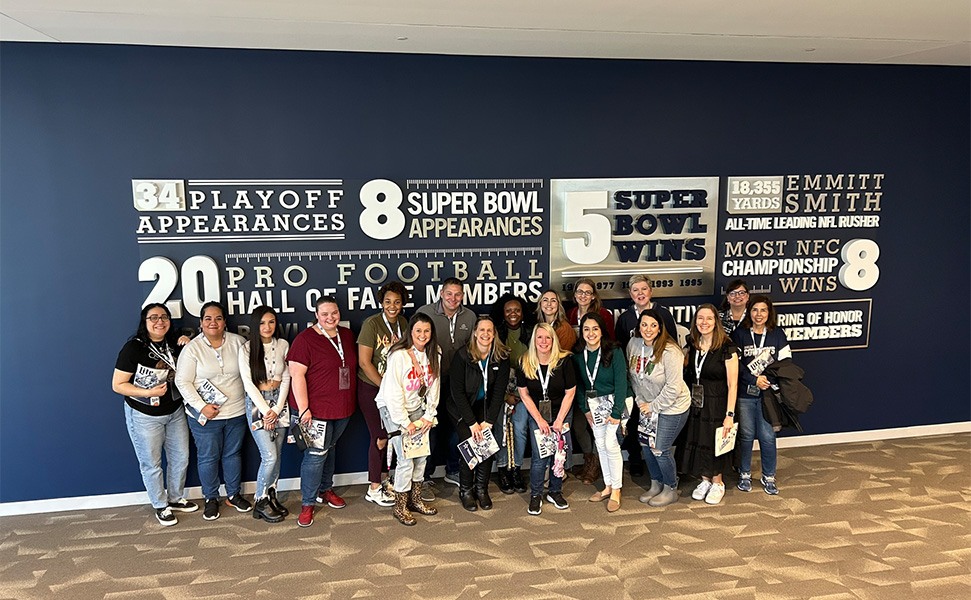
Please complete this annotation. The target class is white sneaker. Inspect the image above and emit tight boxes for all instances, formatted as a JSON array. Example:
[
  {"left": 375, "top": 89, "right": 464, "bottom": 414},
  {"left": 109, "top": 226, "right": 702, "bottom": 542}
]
[
  {"left": 365, "top": 485, "right": 395, "bottom": 507},
  {"left": 705, "top": 483, "right": 726, "bottom": 505},
  {"left": 691, "top": 480, "right": 713, "bottom": 501}
]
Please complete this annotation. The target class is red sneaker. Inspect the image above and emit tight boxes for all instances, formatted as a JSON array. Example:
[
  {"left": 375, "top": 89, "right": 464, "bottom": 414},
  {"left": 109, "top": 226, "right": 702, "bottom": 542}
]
[
  {"left": 318, "top": 489, "right": 346, "bottom": 509},
  {"left": 297, "top": 505, "right": 314, "bottom": 527}
]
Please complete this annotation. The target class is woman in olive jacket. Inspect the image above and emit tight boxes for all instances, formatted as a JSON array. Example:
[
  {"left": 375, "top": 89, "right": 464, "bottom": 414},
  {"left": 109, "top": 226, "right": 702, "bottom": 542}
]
[{"left": 447, "top": 317, "right": 511, "bottom": 511}]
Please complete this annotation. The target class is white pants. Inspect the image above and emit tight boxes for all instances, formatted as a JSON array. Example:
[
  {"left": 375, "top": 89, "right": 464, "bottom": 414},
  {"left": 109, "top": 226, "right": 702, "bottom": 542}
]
[
  {"left": 592, "top": 421, "right": 623, "bottom": 489},
  {"left": 390, "top": 434, "right": 428, "bottom": 493}
]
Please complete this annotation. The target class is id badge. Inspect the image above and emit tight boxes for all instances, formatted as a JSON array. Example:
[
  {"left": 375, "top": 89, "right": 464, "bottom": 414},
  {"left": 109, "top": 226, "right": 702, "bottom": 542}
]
[
  {"left": 539, "top": 398, "right": 552, "bottom": 422},
  {"left": 691, "top": 384, "right": 704, "bottom": 408},
  {"left": 339, "top": 366, "right": 351, "bottom": 390},
  {"left": 585, "top": 389, "right": 598, "bottom": 401},
  {"left": 746, "top": 384, "right": 760, "bottom": 397}
]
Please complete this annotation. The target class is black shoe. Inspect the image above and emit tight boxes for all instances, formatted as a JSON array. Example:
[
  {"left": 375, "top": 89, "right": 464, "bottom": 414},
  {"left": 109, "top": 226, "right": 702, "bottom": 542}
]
[
  {"left": 155, "top": 507, "right": 177, "bottom": 526},
  {"left": 496, "top": 468, "right": 515, "bottom": 495},
  {"left": 459, "top": 488, "right": 478, "bottom": 512},
  {"left": 527, "top": 495, "right": 542, "bottom": 515},
  {"left": 225, "top": 494, "right": 252, "bottom": 512},
  {"left": 203, "top": 498, "right": 220, "bottom": 521},
  {"left": 473, "top": 462, "right": 494, "bottom": 510},
  {"left": 629, "top": 461, "right": 646, "bottom": 477},
  {"left": 546, "top": 491, "right": 569, "bottom": 510},
  {"left": 167, "top": 498, "right": 198, "bottom": 513},
  {"left": 267, "top": 487, "right": 289, "bottom": 517},
  {"left": 511, "top": 469, "right": 527, "bottom": 493},
  {"left": 253, "top": 497, "right": 285, "bottom": 523}
]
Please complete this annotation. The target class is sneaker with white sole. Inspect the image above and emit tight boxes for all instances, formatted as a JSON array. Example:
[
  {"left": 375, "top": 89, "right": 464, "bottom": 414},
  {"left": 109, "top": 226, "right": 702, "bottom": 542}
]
[
  {"left": 203, "top": 498, "right": 220, "bottom": 521},
  {"left": 443, "top": 471, "right": 460, "bottom": 486},
  {"left": 545, "top": 491, "right": 569, "bottom": 510},
  {"left": 761, "top": 475, "right": 779, "bottom": 495},
  {"left": 225, "top": 494, "right": 253, "bottom": 512},
  {"left": 704, "top": 482, "right": 726, "bottom": 504},
  {"left": 168, "top": 498, "right": 198, "bottom": 512},
  {"left": 737, "top": 473, "right": 752, "bottom": 492},
  {"left": 691, "top": 480, "right": 713, "bottom": 501},
  {"left": 155, "top": 507, "right": 177, "bottom": 526},
  {"left": 365, "top": 485, "right": 395, "bottom": 507},
  {"left": 527, "top": 495, "right": 542, "bottom": 515}
]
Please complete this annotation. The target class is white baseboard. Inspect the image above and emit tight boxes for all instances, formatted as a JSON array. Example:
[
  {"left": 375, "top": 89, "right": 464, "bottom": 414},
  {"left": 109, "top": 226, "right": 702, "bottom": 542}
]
[{"left": 1, "top": 421, "right": 967, "bottom": 517}]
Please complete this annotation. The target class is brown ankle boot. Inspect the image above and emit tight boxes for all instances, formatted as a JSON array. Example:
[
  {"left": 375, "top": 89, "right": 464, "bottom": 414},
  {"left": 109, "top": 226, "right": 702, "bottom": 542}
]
[
  {"left": 407, "top": 481, "right": 438, "bottom": 515},
  {"left": 582, "top": 453, "right": 601, "bottom": 485},
  {"left": 393, "top": 491, "right": 416, "bottom": 526}
]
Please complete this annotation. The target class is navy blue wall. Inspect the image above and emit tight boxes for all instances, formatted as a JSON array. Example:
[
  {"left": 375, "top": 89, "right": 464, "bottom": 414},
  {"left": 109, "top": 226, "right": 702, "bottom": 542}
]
[{"left": 1, "top": 43, "right": 968, "bottom": 503}]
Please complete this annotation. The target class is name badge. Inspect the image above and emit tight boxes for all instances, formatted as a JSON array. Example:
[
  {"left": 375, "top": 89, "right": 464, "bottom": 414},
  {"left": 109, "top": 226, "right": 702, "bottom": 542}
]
[
  {"left": 539, "top": 397, "right": 552, "bottom": 422},
  {"left": 746, "top": 384, "right": 760, "bottom": 397},
  {"left": 691, "top": 384, "right": 704, "bottom": 409},
  {"left": 339, "top": 366, "right": 351, "bottom": 390}
]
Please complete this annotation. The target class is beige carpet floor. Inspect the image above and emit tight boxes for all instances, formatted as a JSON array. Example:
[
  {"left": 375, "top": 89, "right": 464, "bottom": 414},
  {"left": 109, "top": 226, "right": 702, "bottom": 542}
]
[{"left": 1, "top": 433, "right": 969, "bottom": 600}]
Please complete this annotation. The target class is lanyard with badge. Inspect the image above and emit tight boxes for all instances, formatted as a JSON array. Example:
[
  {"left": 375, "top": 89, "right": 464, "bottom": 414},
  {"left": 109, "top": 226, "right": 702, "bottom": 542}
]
[
  {"left": 204, "top": 335, "right": 226, "bottom": 374},
  {"left": 148, "top": 341, "right": 182, "bottom": 400},
  {"left": 746, "top": 330, "right": 774, "bottom": 396},
  {"left": 383, "top": 314, "right": 402, "bottom": 343},
  {"left": 319, "top": 324, "right": 350, "bottom": 390},
  {"left": 691, "top": 347, "right": 707, "bottom": 408},
  {"left": 447, "top": 312, "right": 457, "bottom": 345},
  {"left": 537, "top": 363, "right": 553, "bottom": 422},
  {"left": 409, "top": 347, "right": 430, "bottom": 401}
]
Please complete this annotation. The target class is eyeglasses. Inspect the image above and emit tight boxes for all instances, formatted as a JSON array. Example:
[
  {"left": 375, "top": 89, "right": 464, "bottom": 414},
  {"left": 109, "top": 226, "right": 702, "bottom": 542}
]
[
  {"left": 146, "top": 315, "right": 171, "bottom": 323},
  {"left": 575, "top": 289, "right": 594, "bottom": 297},
  {"left": 727, "top": 290, "right": 749, "bottom": 298}
]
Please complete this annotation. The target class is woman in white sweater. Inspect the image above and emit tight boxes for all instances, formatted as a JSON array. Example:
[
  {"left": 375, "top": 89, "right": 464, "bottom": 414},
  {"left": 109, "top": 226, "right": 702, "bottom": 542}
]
[
  {"left": 375, "top": 313, "right": 441, "bottom": 526},
  {"left": 239, "top": 306, "right": 291, "bottom": 523},
  {"left": 175, "top": 301, "right": 249, "bottom": 521},
  {"left": 627, "top": 308, "right": 691, "bottom": 507}
]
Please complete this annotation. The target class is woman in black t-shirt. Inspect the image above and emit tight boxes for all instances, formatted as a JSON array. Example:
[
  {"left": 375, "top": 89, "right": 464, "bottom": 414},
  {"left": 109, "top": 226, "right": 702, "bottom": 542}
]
[
  {"left": 516, "top": 323, "right": 577, "bottom": 516},
  {"left": 112, "top": 303, "right": 196, "bottom": 526}
]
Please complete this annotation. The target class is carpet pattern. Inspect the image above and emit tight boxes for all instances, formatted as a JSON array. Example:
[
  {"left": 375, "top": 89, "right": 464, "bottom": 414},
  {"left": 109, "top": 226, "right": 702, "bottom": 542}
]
[{"left": 1, "top": 434, "right": 968, "bottom": 599}]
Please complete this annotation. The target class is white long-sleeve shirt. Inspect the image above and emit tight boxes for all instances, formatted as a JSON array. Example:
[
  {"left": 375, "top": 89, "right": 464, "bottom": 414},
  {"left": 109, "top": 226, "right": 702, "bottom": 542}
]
[
  {"left": 375, "top": 348, "right": 440, "bottom": 429},
  {"left": 175, "top": 333, "right": 246, "bottom": 419},
  {"left": 238, "top": 338, "right": 291, "bottom": 416}
]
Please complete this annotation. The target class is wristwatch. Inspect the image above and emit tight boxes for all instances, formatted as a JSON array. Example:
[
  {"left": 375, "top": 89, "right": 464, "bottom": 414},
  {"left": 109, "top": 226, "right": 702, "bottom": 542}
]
[{"left": 725, "top": 411, "right": 735, "bottom": 418}]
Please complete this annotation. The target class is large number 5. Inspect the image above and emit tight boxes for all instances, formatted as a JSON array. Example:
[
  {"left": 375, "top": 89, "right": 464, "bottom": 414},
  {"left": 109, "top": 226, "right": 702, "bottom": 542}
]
[{"left": 562, "top": 190, "right": 612, "bottom": 265}]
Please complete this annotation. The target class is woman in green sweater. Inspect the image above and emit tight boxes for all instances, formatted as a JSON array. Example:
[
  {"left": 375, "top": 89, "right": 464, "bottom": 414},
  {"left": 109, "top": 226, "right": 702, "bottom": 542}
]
[{"left": 573, "top": 312, "right": 628, "bottom": 512}]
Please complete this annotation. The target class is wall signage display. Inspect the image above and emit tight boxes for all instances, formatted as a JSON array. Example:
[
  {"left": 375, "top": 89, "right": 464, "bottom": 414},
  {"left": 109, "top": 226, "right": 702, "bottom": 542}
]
[
  {"left": 132, "top": 178, "right": 547, "bottom": 332},
  {"left": 132, "top": 172, "right": 881, "bottom": 352},
  {"left": 549, "top": 177, "right": 720, "bottom": 300},
  {"left": 719, "top": 173, "right": 883, "bottom": 351}
]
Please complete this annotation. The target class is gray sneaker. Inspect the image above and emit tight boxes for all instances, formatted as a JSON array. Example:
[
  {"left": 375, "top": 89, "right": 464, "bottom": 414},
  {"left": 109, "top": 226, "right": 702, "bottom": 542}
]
[{"left": 420, "top": 480, "right": 436, "bottom": 502}]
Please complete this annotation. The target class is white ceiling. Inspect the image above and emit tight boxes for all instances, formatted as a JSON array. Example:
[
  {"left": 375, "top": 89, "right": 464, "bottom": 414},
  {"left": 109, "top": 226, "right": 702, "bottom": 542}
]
[{"left": 1, "top": 1, "right": 969, "bottom": 66}]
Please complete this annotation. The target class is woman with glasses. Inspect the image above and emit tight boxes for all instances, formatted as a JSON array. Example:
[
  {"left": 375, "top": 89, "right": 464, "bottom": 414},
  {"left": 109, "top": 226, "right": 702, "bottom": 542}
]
[
  {"left": 566, "top": 278, "right": 614, "bottom": 485},
  {"left": 175, "top": 301, "right": 250, "bottom": 521},
  {"left": 239, "top": 305, "right": 291, "bottom": 523},
  {"left": 719, "top": 279, "right": 749, "bottom": 335},
  {"left": 112, "top": 304, "right": 195, "bottom": 526}
]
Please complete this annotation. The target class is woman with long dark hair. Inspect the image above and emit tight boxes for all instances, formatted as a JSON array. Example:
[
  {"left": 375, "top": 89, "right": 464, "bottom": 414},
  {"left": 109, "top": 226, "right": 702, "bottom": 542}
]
[
  {"left": 627, "top": 309, "right": 690, "bottom": 507},
  {"left": 375, "top": 313, "right": 442, "bottom": 526},
  {"left": 112, "top": 303, "right": 194, "bottom": 526},
  {"left": 239, "top": 305, "right": 291, "bottom": 522},
  {"left": 574, "top": 312, "right": 627, "bottom": 512}
]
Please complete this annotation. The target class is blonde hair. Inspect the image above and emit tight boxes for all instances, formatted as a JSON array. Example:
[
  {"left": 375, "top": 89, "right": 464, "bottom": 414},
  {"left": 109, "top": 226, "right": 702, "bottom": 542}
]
[
  {"left": 465, "top": 316, "right": 510, "bottom": 362},
  {"left": 520, "top": 323, "right": 571, "bottom": 380}
]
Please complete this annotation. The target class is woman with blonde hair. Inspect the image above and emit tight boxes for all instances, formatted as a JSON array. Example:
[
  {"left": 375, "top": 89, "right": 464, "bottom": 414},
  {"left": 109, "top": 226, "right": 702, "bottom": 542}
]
[{"left": 516, "top": 323, "right": 577, "bottom": 515}]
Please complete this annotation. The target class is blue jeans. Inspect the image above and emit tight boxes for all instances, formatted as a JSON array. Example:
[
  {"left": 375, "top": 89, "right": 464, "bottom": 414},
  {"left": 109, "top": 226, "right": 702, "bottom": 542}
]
[
  {"left": 245, "top": 393, "right": 286, "bottom": 500},
  {"left": 641, "top": 409, "right": 689, "bottom": 488},
  {"left": 188, "top": 414, "right": 247, "bottom": 500},
  {"left": 527, "top": 414, "right": 572, "bottom": 496},
  {"left": 493, "top": 402, "right": 529, "bottom": 468},
  {"left": 738, "top": 396, "right": 777, "bottom": 477},
  {"left": 299, "top": 416, "right": 350, "bottom": 505},
  {"left": 125, "top": 404, "right": 190, "bottom": 509}
]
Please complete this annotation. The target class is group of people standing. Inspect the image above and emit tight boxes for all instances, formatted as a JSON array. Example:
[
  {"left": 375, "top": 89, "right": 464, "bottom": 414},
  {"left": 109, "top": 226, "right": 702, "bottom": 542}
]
[{"left": 114, "top": 275, "right": 790, "bottom": 527}]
